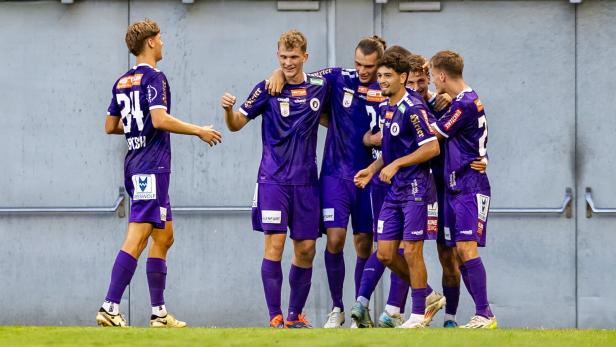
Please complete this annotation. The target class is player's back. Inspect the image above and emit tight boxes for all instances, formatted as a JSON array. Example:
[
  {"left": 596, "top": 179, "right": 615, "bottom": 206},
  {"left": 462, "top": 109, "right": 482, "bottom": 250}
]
[
  {"left": 108, "top": 64, "right": 172, "bottom": 175},
  {"left": 443, "top": 88, "right": 489, "bottom": 192}
]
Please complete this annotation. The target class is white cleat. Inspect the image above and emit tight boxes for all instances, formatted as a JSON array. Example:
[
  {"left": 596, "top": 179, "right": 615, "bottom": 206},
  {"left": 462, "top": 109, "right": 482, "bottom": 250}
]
[
  {"left": 460, "top": 315, "right": 498, "bottom": 329},
  {"left": 398, "top": 314, "right": 427, "bottom": 329},
  {"left": 350, "top": 320, "right": 358, "bottom": 329},
  {"left": 323, "top": 307, "right": 345, "bottom": 328},
  {"left": 150, "top": 313, "right": 187, "bottom": 328},
  {"left": 424, "top": 290, "right": 446, "bottom": 326}
]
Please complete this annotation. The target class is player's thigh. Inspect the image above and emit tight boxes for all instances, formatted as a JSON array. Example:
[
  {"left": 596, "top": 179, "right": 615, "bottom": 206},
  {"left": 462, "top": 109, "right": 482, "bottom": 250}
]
[
  {"left": 289, "top": 184, "right": 320, "bottom": 241},
  {"left": 401, "top": 201, "right": 432, "bottom": 242},
  {"left": 452, "top": 191, "right": 490, "bottom": 248},
  {"left": 375, "top": 200, "right": 404, "bottom": 242},
  {"left": 320, "top": 176, "right": 352, "bottom": 231},
  {"left": 150, "top": 220, "right": 174, "bottom": 248}
]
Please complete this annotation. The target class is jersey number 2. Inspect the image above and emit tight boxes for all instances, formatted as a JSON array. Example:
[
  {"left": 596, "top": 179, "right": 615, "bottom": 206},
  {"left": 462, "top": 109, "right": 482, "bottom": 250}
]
[
  {"left": 478, "top": 115, "right": 488, "bottom": 156},
  {"left": 117, "top": 91, "right": 145, "bottom": 133}
]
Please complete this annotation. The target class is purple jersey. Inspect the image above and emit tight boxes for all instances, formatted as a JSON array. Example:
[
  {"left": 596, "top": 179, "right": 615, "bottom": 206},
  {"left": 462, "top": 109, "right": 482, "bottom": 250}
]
[
  {"left": 427, "top": 92, "right": 448, "bottom": 181},
  {"left": 380, "top": 92, "right": 437, "bottom": 202},
  {"left": 312, "top": 68, "right": 384, "bottom": 180},
  {"left": 239, "top": 74, "right": 328, "bottom": 185},
  {"left": 107, "top": 63, "right": 171, "bottom": 175},
  {"left": 433, "top": 88, "right": 490, "bottom": 193}
]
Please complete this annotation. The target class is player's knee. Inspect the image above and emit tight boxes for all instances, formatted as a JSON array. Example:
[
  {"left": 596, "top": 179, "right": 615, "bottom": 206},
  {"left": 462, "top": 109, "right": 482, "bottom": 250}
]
[
  {"left": 159, "top": 235, "right": 174, "bottom": 250},
  {"left": 326, "top": 238, "right": 345, "bottom": 254},
  {"left": 455, "top": 242, "right": 478, "bottom": 263},
  {"left": 376, "top": 250, "right": 393, "bottom": 265},
  {"left": 296, "top": 244, "right": 316, "bottom": 262},
  {"left": 267, "top": 242, "right": 285, "bottom": 258},
  {"left": 354, "top": 234, "right": 373, "bottom": 258}
]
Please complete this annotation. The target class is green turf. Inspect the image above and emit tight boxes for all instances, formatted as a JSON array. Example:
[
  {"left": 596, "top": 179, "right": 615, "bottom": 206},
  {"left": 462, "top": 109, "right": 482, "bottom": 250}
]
[{"left": 1, "top": 327, "right": 615, "bottom": 347}]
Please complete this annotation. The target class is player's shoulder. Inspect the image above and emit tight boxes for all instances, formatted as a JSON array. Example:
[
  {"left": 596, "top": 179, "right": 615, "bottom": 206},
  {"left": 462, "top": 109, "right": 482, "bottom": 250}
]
[
  {"left": 399, "top": 92, "right": 424, "bottom": 114},
  {"left": 453, "top": 88, "right": 483, "bottom": 113},
  {"left": 306, "top": 74, "right": 328, "bottom": 88}
]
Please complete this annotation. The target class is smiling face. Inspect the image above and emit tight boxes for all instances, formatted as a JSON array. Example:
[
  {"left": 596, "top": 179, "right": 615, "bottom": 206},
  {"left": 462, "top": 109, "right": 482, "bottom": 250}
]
[
  {"left": 354, "top": 49, "right": 379, "bottom": 84},
  {"left": 377, "top": 65, "right": 406, "bottom": 97},
  {"left": 406, "top": 71, "right": 430, "bottom": 98},
  {"left": 277, "top": 45, "right": 308, "bottom": 81}
]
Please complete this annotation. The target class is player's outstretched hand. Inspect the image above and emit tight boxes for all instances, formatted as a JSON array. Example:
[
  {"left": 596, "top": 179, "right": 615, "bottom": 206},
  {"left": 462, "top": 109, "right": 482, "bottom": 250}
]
[
  {"left": 470, "top": 157, "right": 488, "bottom": 173},
  {"left": 379, "top": 163, "right": 399, "bottom": 184},
  {"left": 265, "top": 69, "right": 285, "bottom": 96},
  {"left": 221, "top": 93, "right": 237, "bottom": 110},
  {"left": 198, "top": 125, "right": 222, "bottom": 146},
  {"left": 434, "top": 93, "right": 452, "bottom": 111},
  {"left": 354, "top": 168, "right": 374, "bottom": 189}
]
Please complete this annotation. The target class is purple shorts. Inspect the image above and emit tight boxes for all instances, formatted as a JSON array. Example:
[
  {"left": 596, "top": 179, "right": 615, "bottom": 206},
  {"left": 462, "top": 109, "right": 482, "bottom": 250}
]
[
  {"left": 443, "top": 190, "right": 490, "bottom": 247},
  {"left": 251, "top": 182, "right": 320, "bottom": 240},
  {"left": 370, "top": 183, "right": 389, "bottom": 241},
  {"left": 376, "top": 198, "right": 438, "bottom": 242},
  {"left": 125, "top": 172, "right": 172, "bottom": 230},
  {"left": 320, "top": 175, "right": 373, "bottom": 234}
]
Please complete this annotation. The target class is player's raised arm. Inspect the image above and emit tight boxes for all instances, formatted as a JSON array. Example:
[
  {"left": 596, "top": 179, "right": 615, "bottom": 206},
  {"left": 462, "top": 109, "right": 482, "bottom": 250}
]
[
  {"left": 150, "top": 109, "right": 221, "bottom": 146},
  {"left": 221, "top": 92, "right": 249, "bottom": 132}
]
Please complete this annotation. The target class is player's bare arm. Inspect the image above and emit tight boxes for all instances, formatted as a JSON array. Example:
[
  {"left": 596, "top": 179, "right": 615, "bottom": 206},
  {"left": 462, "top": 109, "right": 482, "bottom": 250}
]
[
  {"left": 104, "top": 115, "right": 124, "bottom": 135},
  {"left": 354, "top": 156, "right": 384, "bottom": 189},
  {"left": 265, "top": 68, "right": 285, "bottom": 96},
  {"left": 221, "top": 92, "right": 249, "bottom": 132},
  {"left": 150, "top": 108, "right": 222, "bottom": 146},
  {"left": 362, "top": 129, "right": 382, "bottom": 147},
  {"left": 320, "top": 112, "right": 329, "bottom": 127},
  {"left": 379, "top": 139, "right": 440, "bottom": 184}
]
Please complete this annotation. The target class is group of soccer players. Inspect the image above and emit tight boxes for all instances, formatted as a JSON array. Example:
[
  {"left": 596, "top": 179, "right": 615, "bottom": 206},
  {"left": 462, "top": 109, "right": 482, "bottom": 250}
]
[{"left": 98, "top": 19, "right": 496, "bottom": 330}]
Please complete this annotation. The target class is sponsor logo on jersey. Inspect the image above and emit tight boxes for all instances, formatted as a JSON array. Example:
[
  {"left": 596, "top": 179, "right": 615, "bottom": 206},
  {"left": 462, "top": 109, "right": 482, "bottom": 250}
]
[
  {"left": 309, "top": 77, "right": 324, "bottom": 86},
  {"left": 357, "top": 86, "right": 369, "bottom": 94},
  {"left": 310, "top": 98, "right": 321, "bottom": 111},
  {"left": 132, "top": 174, "right": 157, "bottom": 200},
  {"left": 477, "top": 194, "right": 490, "bottom": 222},
  {"left": 322, "top": 208, "right": 335, "bottom": 222},
  {"left": 397, "top": 103, "right": 407, "bottom": 114},
  {"left": 243, "top": 87, "right": 262, "bottom": 109},
  {"left": 280, "top": 101, "right": 290, "bottom": 117},
  {"left": 291, "top": 88, "right": 307, "bottom": 97},
  {"left": 147, "top": 85, "right": 158, "bottom": 103},
  {"left": 262, "top": 210, "right": 282, "bottom": 224},
  {"left": 444, "top": 108, "right": 462, "bottom": 131},
  {"left": 427, "top": 201, "right": 438, "bottom": 218},
  {"left": 385, "top": 111, "right": 394, "bottom": 120},
  {"left": 390, "top": 122, "right": 400, "bottom": 136},
  {"left": 420, "top": 109, "right": 435, "bottom": 134},
  {"left": 377, "top": 220, "right": 384, "bottom": 234},
  {"left": 444, "top": 227, "right": 451, "bottom": 240},
  {"left": 474, "top": 98, "right": 484, "bottom": 112},
  {"left": 427, "top": 218, "right": 438, "bottom": 233},
  {"left": 411, "top": 179, "right": 419, "bottom": 195},
  {"left": 367, "top": 89, "right": 384, "bottom": 102},
  {"left": 343, "top": 92, "right": 353, "bottom": 108},
  {"left": 343, "top": 87, "right": 355, "bottom": 94},
  {"left": 410, "top": 114, "right": 425, "bottom": 138},
  {"left": 116, "top": 74, "right": 143, "bottom": 89},
  {"left": 161, "top": 79, "right": 168, "bottom": 105},
  {"left": 477, "top": 221, "right": 485, "bottom": 236},
  {"left": 411, "top": 230, "right": 424, "bottom": 236},
  {"left": 460, "top": 230, "right": 473, "bottom": 235}
]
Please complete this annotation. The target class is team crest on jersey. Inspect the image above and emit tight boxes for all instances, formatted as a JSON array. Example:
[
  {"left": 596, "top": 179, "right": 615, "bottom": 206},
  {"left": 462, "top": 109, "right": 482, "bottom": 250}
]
[
  {"left": 390, "top": 122, "right": 400, "bottom": 136},
  {"left": 280, "top": 101, "right": 290, "bottom": 117},
  {"left": 147, "top": 85, "right": 158, "bottom": 103},
  {"left": 310, "top": 98, "right": 321, "bottom": 111},
  {"left": 477, "top": 194, "right": 490, "bottom": 222},
  {"left": 131, "top": 174, "right": 157, "bottom": 200},
  {"left": 342, "top": 92, "right": 353, "bottom": 108}
]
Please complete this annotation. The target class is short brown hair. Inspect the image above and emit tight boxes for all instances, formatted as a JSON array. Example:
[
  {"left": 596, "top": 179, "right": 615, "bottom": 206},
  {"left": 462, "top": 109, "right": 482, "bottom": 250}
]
[
  {"left": 278, "top": 30, "right": 307, "bottom": 52},
  {"left": 377, "top": 52, "right": 411, "bottom": 76},
  {"left": 125, "top": 19, "right": 160, "bottom": 56},
  {"left": 430, "top": 50, "right": 464, "bottom": 78},
  {"left": 408, "top": 54, "right": 429, "bottom": 75},
  {"left": 356, "top": 36, "right": 387, "bottom": 59},
  {"left": 385, "top": 45, "right": 412, "bottom": 59}
]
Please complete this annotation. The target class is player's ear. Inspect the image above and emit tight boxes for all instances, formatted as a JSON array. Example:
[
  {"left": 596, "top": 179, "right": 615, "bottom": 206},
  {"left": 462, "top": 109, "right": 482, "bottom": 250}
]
[{"left": 303, "top": 52, "right": 309, "bottom": 63}]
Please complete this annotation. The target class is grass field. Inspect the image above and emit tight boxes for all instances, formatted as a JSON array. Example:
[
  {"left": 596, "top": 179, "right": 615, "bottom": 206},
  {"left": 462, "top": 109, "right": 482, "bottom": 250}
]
[{"left": 1, "top": 327, "right": 615, "bottom": 347}]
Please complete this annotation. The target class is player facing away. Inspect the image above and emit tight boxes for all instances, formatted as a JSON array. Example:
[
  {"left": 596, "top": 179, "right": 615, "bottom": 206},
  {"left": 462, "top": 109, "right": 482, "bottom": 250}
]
[
  {"left": 429, "top": 50, "right": 496, "bottom": 329},
  {"left": 351, "top": 46, "right": 445, "bottom": 329},
  {"left": 221, "top": 30, "right": 328, "bottom": 329},
  {"left": 98, "top": 20, "right": 222, "bottom": 327},
  {"left": 354, "top": 51, "right": 441, "bottom": 328}
]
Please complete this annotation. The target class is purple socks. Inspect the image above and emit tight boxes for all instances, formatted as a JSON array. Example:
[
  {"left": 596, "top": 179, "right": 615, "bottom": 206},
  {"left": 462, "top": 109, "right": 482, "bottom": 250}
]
[
  {"left": 443, "top": 286, "right": 460, "bottom": 315},
  {"left": 357, "top": 251, "right": 386, "bottom": 300},
  {"left": 261, "top": 258, "right": 283, "bottom": 320},
  {"left": 411, "top": 287, "right": 428, "bottom": 315},
  {"left": 463, "top": 257, "right": 493, "bottom": 318},
  {"left": 288, "top": 265, "right": 312, "bottom": 321},
  {"left": 324, "top": 250, "right": 345, "bottom": 310},
  {"left": 387, "top": 249, "right": 409, "bottom": 313},
  {"left": 354, "top": 256, "right": 368, "bottom": 299},
  {"left": 146, "top": 258, "right": 167, "bottom": 307},
  {"left": 105, "top": 250, "right": 138, "bottom": 304}
]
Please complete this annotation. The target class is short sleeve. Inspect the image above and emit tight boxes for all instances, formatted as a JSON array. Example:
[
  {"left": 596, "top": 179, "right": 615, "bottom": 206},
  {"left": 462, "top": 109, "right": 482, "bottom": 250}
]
[
  {"left": 238, "top": 81, "right": 269, "bottom": 120},
  {"left": 408, "top": 104, "right": 437, "bottom": 146},
  {"left": 145, "top": 72, "right": 169, "bottom": 111},
  {"left": 106, "top": 83, "right": 121, "bottom": 117},
  {"left": 309, "top": 67, "right": 341, "bottom": 87},
  {"left": 433, "top": 104, "right": 469, "bottom": 138}
]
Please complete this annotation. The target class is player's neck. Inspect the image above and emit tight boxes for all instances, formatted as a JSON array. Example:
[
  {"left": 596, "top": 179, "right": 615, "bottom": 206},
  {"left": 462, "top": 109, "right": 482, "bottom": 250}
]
[
  {"left": 447, "top": 80, "right": 468, "bottom": 98},
  {"left": 135, "top": 55, "right": 157, "bottom": 69},
  {"left": 285, "top": 71, "right": 305, "bottom": 85},
  {"left": 388, "top": 87, "right": 406, "bottom": 106}
]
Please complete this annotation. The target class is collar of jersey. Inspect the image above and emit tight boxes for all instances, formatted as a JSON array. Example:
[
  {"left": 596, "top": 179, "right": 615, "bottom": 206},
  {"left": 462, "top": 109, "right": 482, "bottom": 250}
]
[
  {"left": 455, "top": 86, "right": 473, "bottom": 99},
  {"left": 395, "top": 91, "right": 410, "bottom": 106},
  {"left": 134, "top": 63, "right": 154, "bottom": 69},
  {"left": 287, "top": 73, "right": 308, "bottom": 86}
]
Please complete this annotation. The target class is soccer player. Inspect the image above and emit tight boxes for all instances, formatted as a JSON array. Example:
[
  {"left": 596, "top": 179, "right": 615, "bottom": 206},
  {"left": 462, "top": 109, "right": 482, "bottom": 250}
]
[
  {"left": 220, "top": 30, "right": 328, "bottom": 329},
  {"left": 98, "top": 19, "right": 222, "bottom": 328},
  {"left": 354, "top": 51, "right": 440, "bottom": 328},
  {"left": 428, "top": 50, "right": 496, "bottom": 329}
]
